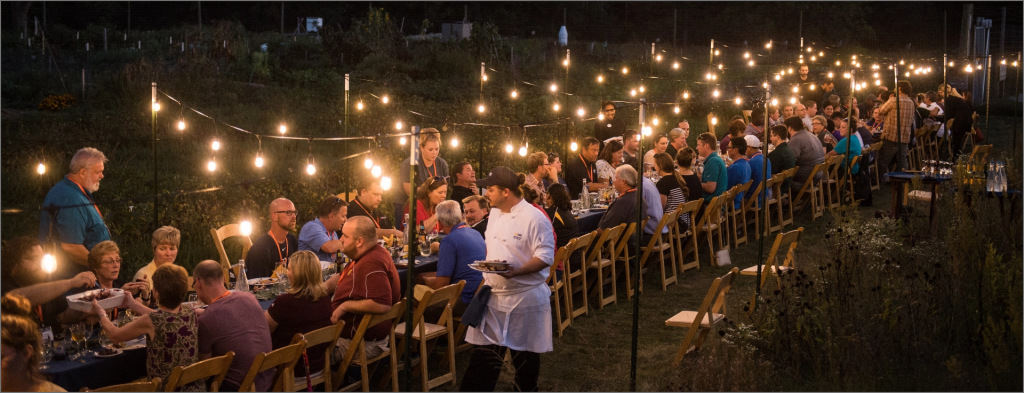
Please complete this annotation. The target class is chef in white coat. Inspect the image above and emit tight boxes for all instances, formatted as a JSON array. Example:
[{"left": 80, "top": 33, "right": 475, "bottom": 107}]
[{"left": 460, "top": 166, "right": 555, "bottom": 392}]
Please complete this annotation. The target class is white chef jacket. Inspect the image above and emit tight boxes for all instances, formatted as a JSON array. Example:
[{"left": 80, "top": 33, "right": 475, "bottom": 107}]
[{"left": 466, "top": 198, "right": 556, "bottom": 353}]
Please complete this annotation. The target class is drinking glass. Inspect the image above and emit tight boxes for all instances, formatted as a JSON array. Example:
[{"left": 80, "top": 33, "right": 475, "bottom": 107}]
[
  {"left": 85, "top": 321, "right": 98, "bottom": 351},
  {"left": 419, "top": 241, "right": 431, "bottom": 257},
  {"left": 40, "top": 336, "right": 53, "bottom": 365},
  {"left": 188, "top": 293, "right": 198, "bottom": 304},
  {"left": 69, "top": 324, "right": 86, "bottom": 360},
  {"left": 98, "top": 329, "right": 111, "bottom": 348}
]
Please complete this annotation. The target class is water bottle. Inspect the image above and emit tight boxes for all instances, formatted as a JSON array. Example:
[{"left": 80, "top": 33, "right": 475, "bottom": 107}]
[
  {"left": 987, "top": 162, "right": 995, "bottom": 192},
  {"left": 580, "top": 179, "right": 590, "bottom": 210},
  {"left": 235, "top": 259, "right": 249, "bottom": 293},
  {"left": 999, "top": 162, "right": 1008, "bottom": 193}
]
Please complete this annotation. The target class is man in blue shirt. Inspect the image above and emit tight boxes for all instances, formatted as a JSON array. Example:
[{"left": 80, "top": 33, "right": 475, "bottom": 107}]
[
  {"left": 39, "top": 147, "right": 111, "bottom": 279},
  {"left": 298, "top": 196, "right": 348, "bottom": 261},
  {"left": 417, "top": 200, "right": 484, "bottom": 321},
  {"left": 743, "top": 135, "right": 772, "bottom": 204},
  {"left": 726, "top": 137, "right": 752, "bottom": 210},
  {"left": 696, "top": 132, "right": 728, "bottom": 202}
]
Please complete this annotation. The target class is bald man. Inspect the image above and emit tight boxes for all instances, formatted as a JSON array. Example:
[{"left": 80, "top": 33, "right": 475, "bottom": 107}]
[{"left": 245, "top": 198, "right": 299, "bottom": 278}]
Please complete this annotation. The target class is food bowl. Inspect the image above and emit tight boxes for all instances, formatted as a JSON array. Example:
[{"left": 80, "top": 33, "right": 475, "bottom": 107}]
[{"left": 66, "top": 288, "right": 125, "bottom": 312}]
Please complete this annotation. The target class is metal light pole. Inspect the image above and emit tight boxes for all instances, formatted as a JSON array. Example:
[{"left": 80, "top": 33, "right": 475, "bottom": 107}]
[
  {"left": 402, "top": 125, "right": 420, "bottom": 392},
  {"left": 151, "top": 82, "right": 159, "bottom": 228},
  {"left": 629, "top": 98, "right": 646, "bottom": 392}
]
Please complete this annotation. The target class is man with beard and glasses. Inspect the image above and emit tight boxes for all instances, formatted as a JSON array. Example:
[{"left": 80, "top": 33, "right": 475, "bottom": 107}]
[{"left": 39, "top": 147, "right": 111, "bottom": 279}]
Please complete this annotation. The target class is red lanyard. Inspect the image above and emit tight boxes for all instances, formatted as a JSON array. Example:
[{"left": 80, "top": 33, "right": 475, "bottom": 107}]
[
  {"left": 67, "top": 177, "right": 103, "bottom": 218},
  {"left": 752, "top": 125, "right": 763, "bottom": 134},
  {"left": 353, "top": 199, "right": 380, "bottom": 229},
  {"left": 579, "top": 154, "right": 594, "bottom": 182},
  {"left": 424, "top": 160, "right": 437, "bottom": 178},
  {"left": 267, "top": 230, "right": 289, "bottom": 264},
  {"left": 337, "top": 258, "right": 357, "bottom": 285}
]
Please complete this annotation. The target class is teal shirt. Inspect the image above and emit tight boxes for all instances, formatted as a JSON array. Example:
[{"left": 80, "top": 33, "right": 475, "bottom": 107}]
[
  {"left": 39, "top": 177, "right": 111, "bottom": 277},
  {"left": 833, "top": 134, "right": 862, "bottom": 174},
  {"left": 701, "top": 154, "right": 729, "bottom": 202}
]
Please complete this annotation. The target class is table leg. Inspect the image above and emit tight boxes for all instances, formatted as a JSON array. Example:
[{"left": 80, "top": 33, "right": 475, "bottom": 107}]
[{"left": 929, "top": 183, "right": 938, "bottom": 232}]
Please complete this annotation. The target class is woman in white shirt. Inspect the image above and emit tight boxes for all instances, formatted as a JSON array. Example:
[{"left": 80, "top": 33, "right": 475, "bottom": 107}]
[
  {"left": 595, "top": 139, "right": 624, "bottom": 183},
  {"left": 133, "top": 226, "right": 180, "bottom": 292}
]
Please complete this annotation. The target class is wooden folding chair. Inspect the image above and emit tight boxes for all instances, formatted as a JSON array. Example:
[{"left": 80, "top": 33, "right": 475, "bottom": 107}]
[
  {"left": 726, "top": 181, "right": 752, "bottom": 248},
  {"left": 394, "top": 282, "right": 465, "bottom": 391},
  {"left": 744, "top": 176, "right": 771, "bottom": 240},
  {"left": 613, "top": 222, "right": 640, "bottom": 299},
  {"left": 210, "top": 223, "right": 254, "bottom": 286},
  {"left": 289, "top": 322, "right": 345, "bottom": 391},
  {"left": 671, "top": 200, "right": 703, "bottom": 274},
  {"left": 547, "top": 239, "right": 576, "bottom": 337},
  {"left": 163, "top": 352, "right": 234, "bottom": 392},
  {"left": 692, "top": 196, "right": 726, "bottom": 267},
  {"left": 637, "top": 209, "right": 681, "bottom": 294},
  {"left": 791, "top": 163, "right": 826, "bottom": 220},
  {"left": 968, "top": 144, "right": 991, "bottom": 166},
  {"left": 741, "top": 109, "right": 752, "bottom": 124},
  {"left": 824, "top": 154, "right": 845, "bottom": 209},
  {"left": 741, "top": 227, "right": 803, "bottom": 313},
  {"left": 774, "top": 168, "right": 797, "bottom": 229},
  {"left": 451, "top": 281, "right": 485, "bottom": 354},
  {"left": 566, "top": 231, "right": 597, "bottom": 320},
  {"left": 81, "top": 378, "right": 160, "bottom": 392},
  {"left": 238, "top": 340, "right": 307, "bottom": 392},
  {"left": 333, "top": 300, "right": 407, "bottom": 392},
  {"left": 836, "top": 156, "right": 862, "bottom": 204},
  {"left": 586, "top": 224, "right": 624, "bottom": 309},
  {"left": 863, "top": 144, "right": 881, "bottom": 191},
  {"left": 665, "top": 267, "right": 739, "bottom": 367}
]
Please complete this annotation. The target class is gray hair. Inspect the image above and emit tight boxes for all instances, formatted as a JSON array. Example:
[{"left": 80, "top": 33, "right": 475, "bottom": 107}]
[
  {"left": 436, "top": 200, "right": 463, "bottom": 228},
  {"left": 614, "top": 165, "right": 638, "bottom": 188},
  {"left": 69, "top": 147, "right": 108, "bottom": 173}
]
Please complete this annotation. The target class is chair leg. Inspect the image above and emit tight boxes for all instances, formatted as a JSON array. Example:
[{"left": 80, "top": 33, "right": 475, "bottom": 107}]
[
  {"left": 671, "top": 326, "right": 701, "bottom": 367},
  {"left": 420, "top": 337, "right": 429, "bottom": 391},
  {"left": 552, "top": 285, "right": 564, "bottom": 337}
]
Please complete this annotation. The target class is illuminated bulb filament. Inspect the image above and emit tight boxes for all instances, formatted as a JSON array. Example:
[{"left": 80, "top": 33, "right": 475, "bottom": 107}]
[
  {"left": 597, "top": 75, "right": 604, "bottom": 82},
  {"left": 306, "top": 163, "right": 316, "bottom": 175},
  {"left": 36, "top": 163, "right": 46, "bottom": 175},
  {"left": 672, "top": 62, "right": 679, "bottom": 69},
  {"left": 710, "top": 117, "right": 718, "bottom": 126},
  {"left": 622, "top": 67, "right": 629, "bottom": 74},
  {"left": 478, "top": 104, "right": 486, "bottom": 113},
  {"left": 356, "top": 101, "right": 364, "bottom": 110},
  {"left": 550, "top": 84, "right": 557, "bottom": 92},
  {"left": 381, "top": 95, "right": 389, "bottom": 104},
  {"left": 505, "top": 143, "right": 514, "bottom": 153},
  {"left": 683, "top": 92, "right": 690, "bottom": 99},
  {"left": 518, "top": 146, "right": 527, "bottom": 156},
  {"left": 673, "top": 106, "right": 680, "bottom": 114},
  {"left": 255, "top": 155, "right": 264, "bottom": 168},
  {"left": 570, "top": 142, "right": 578, "bottom": 151},
  {"left": 511, "top": 90, "right": 518, "bottom": 98},
  {"left": 381, "top": 176, "right": 393, "bottom": 190},
  {"left": 152, "top": 102, "right": 161, "bottom": 111},
  {"left": 371, "top": 165, "right": 382, "bottom": 178},
  {"left": 239, "top": 221, "right": 252, "bottom": 236},
  {"left": 207, "top": 160, "right": 217, "bottom": 172},
  {"left": 577, "top": 108, "right": 585, "bottom": 117},
  {"left": 364, "top": 158, "right": 373, "bottom": 169},
  {"left": 652, "top": 117, "right": 659, "bottom": 126},
  {"left": 41, "top": 254, "right": 56, "bottom": 273},
  {"left": 395, "top": 121, "right": 403, "bottom": 130},
  {"left": 279, "top": 124, "right": 287, "bottom": 134},
  {"left": 451, "top": 137, "right": 459, "bottom": 147},
  {"left": 211, "top": 139, "right": 220, "bottom": 151},
  {"left": 399, "top": 136, "right": 407, "bottom": 145},
  {"left": 177, "top": 120, "right": 186, "bottom": 131},
  {"left": 734, "top": 97, "right": 742, "bottom": 105},
  {"left": 553, "top": 103, "right": 560, "bottom": 111},
  {"left": 712, "top": 90, "right": 720, "bottom": 98}
]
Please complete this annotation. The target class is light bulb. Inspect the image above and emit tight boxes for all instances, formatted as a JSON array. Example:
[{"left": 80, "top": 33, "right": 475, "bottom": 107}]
[
  {"left": 827, "top": 72, "right": 834, "bottom": 78},
  {"left": 255, "top": 154, "right": 264, "bottom": 168},
  {"left": 381, "top": 95, "right": 389, "bottom": 104},
  {"left": 749, "top": 60, "right": 755, "bottom": 66},
  {"left": 965, "top": 65, "right": 973, "bottom": 73},
  {"left": 712, "top": 74, "right": 717, "bottom": 80},
  {"left": 399, "top": 136, "right": 407, "bottom": 145},
  {"left": 1001, "top": 59, "right": 1006, "bottom": 65},
  {"left": 306, "top": 163, "right": 316, "bottom": 175},
  {"left": 673, "top": 106, "right": 681, "bottom": 114},
  {"left": 819, "top": 52, "right": 824, "bottom": 57},
  {"left": 810, "top": 56, "right": 816, "bottom": 61},
  {"left": 622, "top": 67, "right": 629, "bottom": 74},
  {"left": 766, "top": 42, "right": 772, "bottom": 49},
  {"left": 639, "top": 86, "right": 645, "bottom": 93},
  {"left": 744, "top": 52, "right": 750, "bottom": 59},
  {"left": 789, "top": 97, "right": 797, "bottom": 104},
  {"left": 905, "top": 71, "right": 910, "bottom": 77},
  {"left": 356, "top": 101, "right": 364, "bottom": 110},
  {"left": 478, "top": 104, "right": 486, "bottom": 113},
  {"left": 371, "top": 165, "right": 382, "bottom": 178},
  {"left": 570, "top": 141, "right": 578, "bottom": 151},
  {"left": 712, "top": 90, "right": 720, "bottom": 98},
  {"left": 910, "top": 64, "right": 915, "bottom": 69},
  {"left": 177, "top": 120, "right": 186, "bottom": 130},
  {"left": 550, "top": 84, "right": 557, "bottom": 92},
  {"left": 683, "top": 92, "right": 690, "bottom": 99},
  {"left": 381, "top": 176, "right": 393, "bottom": 190},
  {"left": 553, "top": 103, "right": 560, "bottom": 111},
  {"left": 798, "top": 59, "right": 804, "bottom": 64},
  {"left": 451, "top": 137, "right": 459, "bottom": 147},
  {"left": 718, "top": 64, "right": 723, "bottom": 70},
  {"left": 598, "top": 113, "right": 605, "bottom": 120},
  {"left": 279, "top": 124, "right": 287, "bottom": 134},
  {"left": 836, "top": 61, "right": 841, "bottom": 66},
  {"left": 563, "top": 59, "right": 569, "bottom": 66},
  {"left": 577, "top": 108, "right": 585, "bottom": 117},
  {"left": 364, "top": 158, "right": 373, "bottom": 169},
  {"left": 597, "top": 75, "right": 604, "bottom": 82},
  {"left": 152, "top": 102, "right": 161, "bottom": 111},
  {"left": 239, "top": 221, "right": 252, "bottom": 236},
  {"left": 511, "top": 90, "right": 518, "bottom": 98},
  {"left": 771, "top": 99, "right": 778, "bottom": 106},
  {"left": 482, "top": 74, "right": 488, "bottom": 81},
  {"left": 714, "top": 49, "right": 720, "bottom": 56},
  {"left": 642, "top": 126, "right": 652, "bottom": 136},
  {"left": 807, "top": 47, "right": 813, "bottom": 53},
  {"left": 655, "top": 54, "right": 662, "bottom": 61},
  {"left": 207, "top": 160, "right": 217, "bottom": 172},
  {"left": 505, "top": 143, "right": 514, "bottom": 153},
  {"left": 705, "top": 73, "right": 712, "bottom": 80},
  {"left": 673, "top": 62, "right": 679, "bottom": 69},
  {"left": 211, "top": 139, "right": 220, "bottom": 151},
  {"left": 518, "top": 146, "right": 527, "bottom": 156},
  {"left": 36, "top": 162, "right": 46, "bottom": 175},
  {"left": 787, "top": 68, "right": 793, "bottom": 74},
  {"left": 395, "top": 121, "right": 403, "bottom": 130},
  {"left": 775, "top": 75, "right": 781, "bottom": 80},
  {"left": 948, "top": 61, "right": 955, "bottom": 67},
  {"left": 41, "top": 253, "right": 56, "bottom": 273},
  {"left": 710, "top": 118, "right": 718, "bottom": 126},
  {"left": 763, "top": 82, "right": 769, "bottom": 88},
  {"left": 630, "top": 89, "right": 637, "bottom": 97},
  {"left": 792, "top": 86, "right": 799, "bottom": 93},
  {"left": 734, "top": 97, "right": 742, "bottom": 105},
  {"left": 652, "top": 117, "right": 659, "bottom": 126},
  {"left": 899, "top": 60, "right": 904, "bottom": 65}
]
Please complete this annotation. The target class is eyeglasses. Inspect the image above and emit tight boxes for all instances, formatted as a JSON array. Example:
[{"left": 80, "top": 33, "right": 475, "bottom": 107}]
[
  {"left": 273, "top": 210, "right": 298, "bottom": 216},
  {"left": 101, "top": 257, "right": 122, "bottom": 266},
  {"left": 812, "top": 122, "right": 822, "bottom": 126},
  {"left": 603, "top": 108, "right": 616, "bottom": 113}
]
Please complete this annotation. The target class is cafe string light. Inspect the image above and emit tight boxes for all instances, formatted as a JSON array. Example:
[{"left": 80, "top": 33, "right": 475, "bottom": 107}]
[
  {"left": 380, "top": 176, "right": 393, "bottom": 190},
  {"left": 364, "top": 157, "right": 373, "bottom": 169},
  {"left": 306, "top": 157, "right": 316, "bottom": 175},
  {"left": 207, "top": 159, "right": 217, "bottom": 172},
  {"left": 371, "top": 165, "right": 382, "bottom": 178},
  {"left": 510, "top": 90, "right": 519, "bottom": 98},
  {"left": 570, "top": 141, "right": 578, "bottom": 151},
  {"left": 278, "top": 124, "right": 287, "bottom": 134},
  {"left": 356, "top": 101, "right": 364, "bottom": 110},
  {"left": 211, "top": 138, "right": 221, "bottom": 151},
  {"left": 36, "top": 162, "right": 46, "bottom": 175},
  {"left": 505, "top": 143, "right": 514, "bottom": 153},
  {"left": 239, "top": 220, "right": 253, "bottom": 236},
  {"left": 381, "top": 95, "right": 389, "bottom": 104},
  {"left": 254, "top": 152, "right": 264, "bottom": 168},
  {"left": 177, "top": 120, "right": 186, "bottom": 131}
]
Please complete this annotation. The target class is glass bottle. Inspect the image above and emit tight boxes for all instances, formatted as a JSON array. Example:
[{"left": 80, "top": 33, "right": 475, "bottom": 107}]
[
  {"left": 235, "top": 259, "right": 249, "bottom": 293},
  {"left": 999, "top": 162, "right": 1008, "bottom": 193},
  {"left": 987, "top": 162, "right": 995, "bottom": 192}
]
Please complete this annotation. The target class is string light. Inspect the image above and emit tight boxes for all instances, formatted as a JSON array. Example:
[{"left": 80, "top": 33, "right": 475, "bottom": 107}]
[
  {"left": 748, "top": 60, "right": 755, "bottom": 66},
  {"left": 639, "top": 86, "right": 645, "bottom": 93},
  {"left": 734, "top": 97, "right": 742, "bottom": 105},
  {"left": 674, "top": 106, "right": 680, "bottom": 114},
  {"left": 630, "top": 89, "right": 638, "bottom": 96},
  {"left": 207, "top": 159, "right": 217, "bottom": 172},
  {"left": 765, "top": 42, "right": 772, "bottom": 49},
  {"left": 705, "top": 73, "right": 713, "bottom": 80},
  {"left": 642, "top": 126, "right": 652, "bottom": 136},
  {"left": 810, "top": 56, "right": 816, "bottom": 61},
  {"left": 254, "top": 153, "right": 264, "bottom": 168},
  {"left": 622, "top": 67, "right": 629, "bottom": 74},
  {"left": 306, "top": 161, "right": 316, "bottom": 175},
  {"left": 875, "top": 79, "right": 881, "bottom": 86},
  {"left": 356, "top": 101, "right": 364, "bottom": 110},
  {"left": 809, "top": 84, "right": 815, "bottom": 90},
  {"left": 399, "top": 136, "right": 407, "bottom": 145},
  {"left": 518, "top": 146, "right": 528, "bottom": 156},
  {"left": 652, "top": 117, "right": 659, "bottom": 126},
  {"left": 771, "top": 99, "right": 778, "bottom": 106},
  {"left": 505, "top": 143, "right": 514, "bottom": 153},
  {"left": 177, "top": 120, "right": 186, "bottom": 131},
  {"left": 371, "top": 165, "right": 382, "bottom": 178},
  {"left": 364, "top": 158, "right": 373, "bottom": 169},
  {"left": 789, "top": 97, "right": 797, "bottom": 104},
  {"left": 511, "top": 90, "right": 519, "bottom": 98},
  {"left": 36, "top": 162, "right": 46, "bottom": 175},
  {"left": 239, "top": 221, "right": 253, "bottom": 236},
  {"left": 1001, "top": 59, "right": 1006, "bottom": 65},
  {"left": 550, "top": 84, "right": 558, "bottom": 92},
  {"left": 395, "top": 121, "right": 403, "bottom": 130},
  {"left": 41, "top": 254, "right": 56, "bottom": 274},
  {"left": 598, "top": 113, "right": 605, "bottom": 120},
  {"left": 380, "top": 176, "right": 393, "bottom": 190},
  {"left": 655, "top": 54, "right": 662, "bottom": 61},
  {"left": 152, "top": 102, "right": 161, "bottom": 111},
  {"left": 553, "top": 103, "right": 560, "bottom": 111},
  {"left": 787, "top": 68, "right": 793, "bottom": 74},
  {"left": 904, "top": 71, "right": 910, "bottom": 77},
  {"left": 775, "top": 74, "right": 781, "bottom": 80},
  {"left": 948, "top": 61, "right": 955, "bottom": 67},
  {"left": 714, "top": 49, "right": 720, "bottom": 56},
  {"left": 807, "top": 47, "right": 813, "bottom": 53},
  {"left": 482, "top": 74, "right": 488, "bottom": 81},
  {"left": 279, "top": 124, "right": 287, "bottom": 134},
  {"left": 577, "top": 108, "right": 585, "bottom": 117},
  {"left": 965, "top": 64, "right": 973, "bottom": 73},
  {"left": 718, "top": 64, "right": 723, "bottom": 70},
  {"left": 712, "top": 90, "right": 720, "bottom": 98},
  {"left": 451, "top": 135, "right": 459, "bottom": 147},
  {"left": 744, "top": 52, "right": 750, "bottom": 59},
  {"left": 710, "top": 117, "right": 718, "bottom": 125},
  {"left": 899, "top": 60, "right": 904, "bottom": 65},
  {"left": 672, "top": 62, "right": 679, "bottom": 69},
  {"left": 563, "top": 59, "right": 569, "bottom": 67},
  {"left": 211, "top": 138, "right": 220, "bottom": 151},
  {"left": 827, "top": 72, "right": 833, "bottom": 78},
  {"left": 478, "top": 104, "right": 486, "bottom": 113},
  {"left": 570, "top": 141, "right": 578, "bottom": 151},
  {"left": 597, "top": 75, "right": 604, "bottom": 82},
  {"left": 683, "top": 92, "right": 690, "bottom": 99},
  {"left": 381, "top": 95, "right": 389, "bottom": 104},
  {"left": 836, "top": 61, "right": 841, "bottom": 66}
]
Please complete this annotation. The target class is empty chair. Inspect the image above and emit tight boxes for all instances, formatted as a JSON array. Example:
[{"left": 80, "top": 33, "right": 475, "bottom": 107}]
[
  {"left": 637, "top": 210, "right": 680, "bottom": 294},
  {"left": 394, "top": 282, "right": 465, "bottom": 391},
  {"left": 726, "top": 181, "right": 752, "bottom": 248},
  {"left": 586, "top": 224, "right": 624, "bottom": 309},
  {"left": 741, "top": 227, "right": 803, "bottom": 313},
  {"left": 565, "top": 231, "right": 597, "bottom": 320},
  {"left": 671, "top": 200, "right": 704, "bottom": 274},
  {"left": 547, "top": 239, "right": 577, "bottom": 337},
  {"left": 665, "top": 268, "right": 739, "bottom": 367}
]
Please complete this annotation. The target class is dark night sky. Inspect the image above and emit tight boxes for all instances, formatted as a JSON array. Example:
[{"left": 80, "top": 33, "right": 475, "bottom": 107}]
[{"left": 9, "top": 2, "right": 1023, "bottom": 54}]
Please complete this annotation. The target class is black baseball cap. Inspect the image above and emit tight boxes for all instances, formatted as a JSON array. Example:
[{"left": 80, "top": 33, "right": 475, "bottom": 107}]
[{"left": 475, "top": 166, "right": 520, "bottom": 189}]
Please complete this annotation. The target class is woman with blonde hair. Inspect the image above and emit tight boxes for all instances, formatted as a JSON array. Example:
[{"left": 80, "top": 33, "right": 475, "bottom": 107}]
[
  {"left": 396, "top": 128, "right": 450, "bottom": 224},
  {"left": 264, "top": 251, "right": 333, "bottom": 378},
  {"left": 2, "top": 293, "right": 65, "bottom": 392},
  {"left": 134, "top": 226, "right": 181, "bottom": 293}
]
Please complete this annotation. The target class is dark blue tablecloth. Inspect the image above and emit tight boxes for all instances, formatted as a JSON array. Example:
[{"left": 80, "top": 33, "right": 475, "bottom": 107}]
[
  {"left": 576, "top": 210, "right": 606, "bottom": 234},
  {"left": 43, "top": 345, "right": 147, "bottom": 391}
]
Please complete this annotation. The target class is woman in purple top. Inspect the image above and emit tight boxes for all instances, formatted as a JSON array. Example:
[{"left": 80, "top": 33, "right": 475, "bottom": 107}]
[
  {"left": 91, "top": 264, "right": 200, "bottom": 391},
  {"left": 265, "top": 251, "right": 333, "bottom": 377}
]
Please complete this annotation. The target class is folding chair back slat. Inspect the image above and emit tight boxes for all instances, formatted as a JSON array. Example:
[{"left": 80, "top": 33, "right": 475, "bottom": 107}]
[
  {"left": 238, "top": 340, "right": 308, "bottom": 392},
  {"left": 163, "top": 352, "right": 234, "bottom": 392},
  {"left": 289, "top": 322, "right": 345, "bottom": 392},
  {"left": 566, "top": 231, "right": 597, "bottom": 319},
  {"left": 548, "top": 239, "right": 576, "bottom": 337},
  {"left": 671, "top": 199, "right": 704, "bottom": 274},
  {"left": 334, "top": 299, "right": 407, "bottom": 392}
]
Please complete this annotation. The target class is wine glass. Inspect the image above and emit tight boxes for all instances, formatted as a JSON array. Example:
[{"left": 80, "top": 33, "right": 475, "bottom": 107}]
[
  {"left": 84, "top": 321, "right": 98, "bottom": 353},
  {"left": 40, "top": 336, "right": 53, "bottom": 367},
  {"left": 69, "top": 323, "right": 86, "bottom": 360},
  {"left": 419, "top": 241, "right": 431, "bottom": 257}
]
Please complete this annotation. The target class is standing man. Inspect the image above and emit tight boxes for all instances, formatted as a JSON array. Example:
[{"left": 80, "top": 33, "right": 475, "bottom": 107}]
[
  {"left": 593, "top": 101, "right": 626, "bottom": 143},
  {"left": 795, "top": 64, "right": 819, "bottom": 103},
  {"left": 39, "top": 147, "right": 111, "bottom": 279},
  {"left": 696, "top": 133, "right": 728, "bottom": 202},
  {"left": 298, "top": 196, "right": 348, "bottom": 261},
  {"left": 620, "top": 129, "right": 641, "bottom": 172},
  {"left": 348, "top": 177, "right": 404, "bottom": 239},
  {"left": 565, "top": 137, "right": 608, "bottom": 197},
  {"left": 462, "top": 195, "right": 490, "bottom": 239},
  {"left": 449, "top": 162, "right": 478, "bottom": 211},
  {"left": 245, "top": 198, "right": 299, "bottom": 278},
  {"left": 876, "top": 80, "right": 916, "bottom": 179},
  {"left": 329, "top": 216, "right": 401, "bottom": 360},
  {"left": 193, "top": 260, "right": 274, "bottom": 392},
  {"left": 786, "top": 116, "right": 825, "bottom": 193},
  {"left": 461, "top": 167, "right": 555, "bottom": 393}
]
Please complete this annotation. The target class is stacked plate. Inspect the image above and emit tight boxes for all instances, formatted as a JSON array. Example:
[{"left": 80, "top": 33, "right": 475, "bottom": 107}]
[{"left": 469, "top": 260, "right": 510, "bottom": 273}]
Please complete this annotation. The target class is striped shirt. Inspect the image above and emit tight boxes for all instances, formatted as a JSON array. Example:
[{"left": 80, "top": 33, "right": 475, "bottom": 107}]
[
  {"left": 878, "top": 94, "right": 916, "bottom": 143},
  {"left": 656, "top": 174, "right": 690, "bottom": 229}
]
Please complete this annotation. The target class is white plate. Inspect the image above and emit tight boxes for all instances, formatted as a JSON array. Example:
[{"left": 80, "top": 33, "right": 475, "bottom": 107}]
[
  {"left": 120, "top": 337, "right": 146, "bottom": 351},
  {"left": 469, "top": 264, "right": 509, "bottom": 273},
  {"left": 247, "top": 278, "right": 278, "bottom": 286},
  {"left": 94, "top": 348, "right": 123, "bottom": 358},
  {"left": 66, "top": 289, "right": 125, "bottom": 312}
]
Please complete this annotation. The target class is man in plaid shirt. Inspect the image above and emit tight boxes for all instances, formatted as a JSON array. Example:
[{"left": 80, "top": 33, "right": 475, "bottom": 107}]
[{"left": 875, "top": 80, "right": 916, "bottom": 181}]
